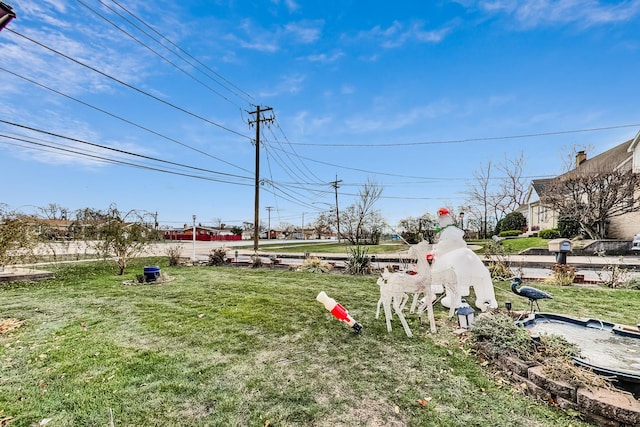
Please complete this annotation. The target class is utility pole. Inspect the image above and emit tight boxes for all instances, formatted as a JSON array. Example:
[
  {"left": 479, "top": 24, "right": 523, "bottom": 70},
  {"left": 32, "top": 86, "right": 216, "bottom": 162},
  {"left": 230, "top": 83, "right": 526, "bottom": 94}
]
[
  {"left": 265, "top": 206, "right": 273, "bottom": 240},
  {"left": 330, "top": 176, "right": 342, "bottom": 243},
  {"left": 248, "top": 106, "right": 274, "bottom": 252},
  {"left": 192, "top": 214, "right": 196, "bottom": 261}
]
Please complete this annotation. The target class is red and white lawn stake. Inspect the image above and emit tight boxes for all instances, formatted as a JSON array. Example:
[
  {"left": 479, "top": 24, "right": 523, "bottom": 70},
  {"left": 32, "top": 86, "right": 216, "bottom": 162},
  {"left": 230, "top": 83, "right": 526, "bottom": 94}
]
[{"left": 316, "top": 291, "right": 362, "bottom": 333}]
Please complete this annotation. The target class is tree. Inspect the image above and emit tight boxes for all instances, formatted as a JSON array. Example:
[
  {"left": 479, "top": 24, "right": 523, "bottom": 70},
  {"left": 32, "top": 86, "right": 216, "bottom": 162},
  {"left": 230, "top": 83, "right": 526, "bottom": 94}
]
[
  {"left": 340, "top": 178, "right": 385, "bottom": 245},
  {"left": 278, "top": 222, "right": 297, "bottom": 239},
  {"left": 38, "top": 203, "right": 69, "bottom": 220},
  {"left": 0, "top": 205, "right": 40, "bottom": 270},
  {"left": 541, "top": 166, "right": 640, "bottom": 239},
  {"left": 311, "top": 210, "right": 334, "bottom": 238},
  {"left": 495, "top": 212, "right": 526, "bottom": 235},
  {"left": 496, "top": 152, "right": 527, "bottom": 213},
  {"left": 397, "top": 213, "right": 437, "bottom": 244},
  {"left": 91, "top": 204, "right": 156, "bottom": 275},
  {"left": 464, "top": 153, "right": 528, "bottom": 238},
  {"left": 464, "top": 161, "right": 493, "bottom": 238}
]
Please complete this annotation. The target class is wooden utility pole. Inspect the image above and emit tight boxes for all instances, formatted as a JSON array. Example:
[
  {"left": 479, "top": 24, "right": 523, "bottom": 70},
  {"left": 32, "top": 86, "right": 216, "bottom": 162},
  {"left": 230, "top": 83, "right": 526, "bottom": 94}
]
[
  {"left": 248, "top": 106, "right": 273, "bottom": 251},
  {"left": 330, "top": 176, "right": 342, "bottom": 243},
  {"left": 265, "top": 206, "right": 273, "bottom": 240}
]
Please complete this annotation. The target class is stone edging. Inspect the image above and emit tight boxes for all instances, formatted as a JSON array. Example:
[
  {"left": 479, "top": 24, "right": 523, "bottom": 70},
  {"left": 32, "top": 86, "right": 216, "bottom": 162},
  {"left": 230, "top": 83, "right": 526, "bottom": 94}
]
[{"left": 494, "top": 355, "right": 640, "bottom": 426}]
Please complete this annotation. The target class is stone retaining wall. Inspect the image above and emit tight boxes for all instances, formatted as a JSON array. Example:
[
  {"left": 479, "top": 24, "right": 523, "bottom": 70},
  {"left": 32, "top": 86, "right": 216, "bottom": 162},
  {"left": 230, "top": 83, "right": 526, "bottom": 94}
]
[{"left": 494, "top": 355, "right": 640, "bottom": 426}]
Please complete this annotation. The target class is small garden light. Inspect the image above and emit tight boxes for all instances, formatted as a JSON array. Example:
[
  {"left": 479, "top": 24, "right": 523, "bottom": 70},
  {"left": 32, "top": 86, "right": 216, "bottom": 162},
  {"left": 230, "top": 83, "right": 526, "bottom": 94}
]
[
  {"left": 456, "top": 300, "right": 475, "bottom": 329},
  {"left": 505, "top": 301, "right": 512, "bottom": 312}
]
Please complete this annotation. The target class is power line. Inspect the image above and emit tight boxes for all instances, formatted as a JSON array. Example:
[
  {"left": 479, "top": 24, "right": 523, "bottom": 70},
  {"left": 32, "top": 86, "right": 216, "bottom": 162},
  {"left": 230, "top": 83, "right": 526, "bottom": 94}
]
[
  {"left": 0, "top": 134, "right": 252, "bottom": 186},
  {"left": 0, "top": 120, "right": 253, "bottom": 181},
  {"left": 267, "top": 144, "right": 447, "bottom": 180},
  {"left": 281, "top": 123, "right": 640, "bottom": 147},
  {"left": 270, "top": 116, "right": 325, "bottom": 184},
  {"left": 0, "top": 65, "right": 252, "bottom": 174},
  {"left": 77, "top": 0, "right": 246, "bottom": 109},
  {"left": 107, "top": 0, "right": 255, "bottom": 103},
  {"left": 6, "top": 28, "right": 252, "bottom": 141}
]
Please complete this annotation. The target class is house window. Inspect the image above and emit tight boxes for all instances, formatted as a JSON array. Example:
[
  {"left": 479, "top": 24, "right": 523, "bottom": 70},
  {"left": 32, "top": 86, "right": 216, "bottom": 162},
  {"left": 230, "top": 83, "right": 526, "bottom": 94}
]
[{"left": 538, "top": 206, "right": 547, "bottom": 223}]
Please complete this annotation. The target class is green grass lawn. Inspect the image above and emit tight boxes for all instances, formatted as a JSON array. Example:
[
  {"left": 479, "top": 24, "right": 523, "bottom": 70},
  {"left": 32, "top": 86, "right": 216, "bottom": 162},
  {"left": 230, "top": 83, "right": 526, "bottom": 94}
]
[
  {"left": 255, "top": 237, "right": 548, "bottom": 255},
  {"left": 254, "top": 241, "right": 409, "bottom": 254},
  {"left": 4, "top": 258, "right": 635, "bottom": 426}
]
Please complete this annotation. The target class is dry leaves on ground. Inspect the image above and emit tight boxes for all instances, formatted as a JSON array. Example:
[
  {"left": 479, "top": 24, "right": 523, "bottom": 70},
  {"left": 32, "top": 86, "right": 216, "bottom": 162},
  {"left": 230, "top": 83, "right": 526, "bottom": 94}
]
[{"left": 0, "top": 318, "right": 24, "bottom": 334}]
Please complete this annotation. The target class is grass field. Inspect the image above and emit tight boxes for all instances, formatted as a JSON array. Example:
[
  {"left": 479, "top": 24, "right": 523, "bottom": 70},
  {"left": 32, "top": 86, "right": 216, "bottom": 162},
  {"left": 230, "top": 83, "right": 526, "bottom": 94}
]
[
  {"left": 2, "top": 258, "right": 636, "bottom": 426},
  {"left": 253, "top": 237, "right": 549, "bottom": 255}
]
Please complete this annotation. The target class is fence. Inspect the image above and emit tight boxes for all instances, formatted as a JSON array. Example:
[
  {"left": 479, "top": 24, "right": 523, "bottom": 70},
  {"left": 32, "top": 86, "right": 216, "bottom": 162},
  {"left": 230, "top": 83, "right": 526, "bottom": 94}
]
[{"left": 164, "top": 234, "right": 242, "bottom": 242}]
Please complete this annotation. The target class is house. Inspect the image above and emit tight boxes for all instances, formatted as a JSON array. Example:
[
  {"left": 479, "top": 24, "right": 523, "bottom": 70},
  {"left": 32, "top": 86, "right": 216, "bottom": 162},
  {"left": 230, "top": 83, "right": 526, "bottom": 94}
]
[
  {"left": 522, "top": 178, "right": 557, "bottom": 235},
  {"left": 163, "top": 225, "right": 241, "bottom": 241},
  {"left": 521, "top": 130, "right": 640, "bottom": 240}
]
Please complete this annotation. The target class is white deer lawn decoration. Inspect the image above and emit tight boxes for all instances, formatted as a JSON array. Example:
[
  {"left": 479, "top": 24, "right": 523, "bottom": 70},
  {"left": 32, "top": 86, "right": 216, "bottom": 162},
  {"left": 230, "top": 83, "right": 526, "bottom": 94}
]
[
  {"left": 408, "top": 241, "right": 439, "bottom": 333},
  {"left": 375, "top": 241, "right": 439, "bottom": 336},
  {"left": 376, "top": 268, "right": 422, "bottom": 337}
]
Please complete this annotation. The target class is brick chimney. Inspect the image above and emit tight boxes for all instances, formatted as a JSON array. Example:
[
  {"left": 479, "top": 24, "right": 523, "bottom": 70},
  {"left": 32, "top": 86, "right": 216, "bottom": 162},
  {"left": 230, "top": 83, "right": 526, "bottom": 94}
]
[{"left": 575, "top": 150, "right": 587, "bottom": 167}]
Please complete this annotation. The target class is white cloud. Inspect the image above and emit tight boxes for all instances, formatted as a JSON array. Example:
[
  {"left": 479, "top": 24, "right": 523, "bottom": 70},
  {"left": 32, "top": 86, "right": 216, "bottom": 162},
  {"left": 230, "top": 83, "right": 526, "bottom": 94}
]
[
  {"left": 259, "top": 74, "right": 306, "bottom": 97},
  {"left": 226, "top": 19, "right": 323, "bottom": 52},
  {"left": 358, "top": 20, "right": 453, "bottom": 48},
  {"left": 477, "top": 0, "right": 640, "bottom": 29},
  {"left": 270, "top": 0, "right": 300, "bottom": 13},
  {"left": 285, "top": 21, "right": 323, "bottom": 43},
  {"left": 344, "top": 100, "right": 456, "bottom": 133},
  {"left": 304, "top": 51, "right": 344, "bottom": 63},
  {"left": 341, "top": 85, "right": 355, "bottom": 95}
]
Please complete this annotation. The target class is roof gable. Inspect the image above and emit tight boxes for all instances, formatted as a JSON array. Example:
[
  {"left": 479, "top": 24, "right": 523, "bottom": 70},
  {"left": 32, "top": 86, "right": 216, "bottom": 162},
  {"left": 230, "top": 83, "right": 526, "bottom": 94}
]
[{"left": 561, "top": 138, "right": 634, "bottom": 178}]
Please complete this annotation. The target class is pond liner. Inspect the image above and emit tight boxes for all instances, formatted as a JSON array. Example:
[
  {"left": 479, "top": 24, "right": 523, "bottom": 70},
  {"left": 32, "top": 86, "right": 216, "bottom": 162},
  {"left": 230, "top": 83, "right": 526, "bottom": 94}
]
[{"left": 516, "top": 312, "right": 640, "bottom": 398}]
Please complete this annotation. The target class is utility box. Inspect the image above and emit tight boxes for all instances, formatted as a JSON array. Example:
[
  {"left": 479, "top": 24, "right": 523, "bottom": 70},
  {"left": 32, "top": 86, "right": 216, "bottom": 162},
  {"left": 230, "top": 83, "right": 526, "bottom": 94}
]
[{"left": 548, "top": 239, "right": 571, "bottom": 264}]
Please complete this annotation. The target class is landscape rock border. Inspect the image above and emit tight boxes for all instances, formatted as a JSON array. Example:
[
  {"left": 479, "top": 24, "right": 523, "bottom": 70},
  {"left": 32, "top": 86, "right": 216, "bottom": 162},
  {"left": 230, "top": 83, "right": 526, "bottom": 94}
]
[{"left": 492, "top": 355, "right": 640, "bottom": 426}]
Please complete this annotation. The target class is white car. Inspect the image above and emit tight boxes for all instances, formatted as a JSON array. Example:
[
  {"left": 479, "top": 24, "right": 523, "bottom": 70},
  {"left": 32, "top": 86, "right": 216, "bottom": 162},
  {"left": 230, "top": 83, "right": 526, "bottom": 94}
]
[{"left": 632, "top": 233, "right": 640, "bottom": 251}]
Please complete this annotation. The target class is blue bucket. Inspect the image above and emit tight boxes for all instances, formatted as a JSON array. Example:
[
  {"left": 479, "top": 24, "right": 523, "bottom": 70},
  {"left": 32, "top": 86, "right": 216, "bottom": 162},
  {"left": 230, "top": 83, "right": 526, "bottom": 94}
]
[{"left": 143, "top": 266, "right": 161, "bottom": 281}]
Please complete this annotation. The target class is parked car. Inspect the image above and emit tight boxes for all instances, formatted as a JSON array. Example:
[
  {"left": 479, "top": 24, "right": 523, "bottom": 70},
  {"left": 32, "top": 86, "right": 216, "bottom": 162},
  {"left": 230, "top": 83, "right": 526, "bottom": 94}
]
[{"left": 632, "top": 233, "right": 640, "bottom": 251}]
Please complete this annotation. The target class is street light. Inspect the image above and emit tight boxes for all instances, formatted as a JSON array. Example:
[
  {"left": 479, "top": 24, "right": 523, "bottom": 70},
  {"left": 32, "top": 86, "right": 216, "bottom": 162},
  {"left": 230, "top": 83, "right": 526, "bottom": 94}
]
[
  {"left": 0, "top": 2, "right": 16, "bottom": 32},
  {"left": 192, "top": 214, "right": 196, "bottom": 261}
]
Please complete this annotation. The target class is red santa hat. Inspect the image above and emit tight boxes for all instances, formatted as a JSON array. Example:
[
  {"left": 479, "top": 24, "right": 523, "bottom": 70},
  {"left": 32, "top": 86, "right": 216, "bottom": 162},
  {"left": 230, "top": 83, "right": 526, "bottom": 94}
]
[{"left": 437, "top": 207, "right": 450, "bottom": 217}]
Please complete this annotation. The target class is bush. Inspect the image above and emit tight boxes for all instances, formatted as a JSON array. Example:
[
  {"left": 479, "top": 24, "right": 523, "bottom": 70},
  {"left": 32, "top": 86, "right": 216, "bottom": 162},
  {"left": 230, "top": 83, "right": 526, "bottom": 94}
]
[
  {"left": 557, "top": 218, "right": 581, "bottom": 238},
  {"left": 250, "top": 255, "right": 263, "bottom": 268},
  {"left": 498, "top": 230, "right": 521, "bottom": 237},
  {"left": 344, "top": 245, "right": 371, "bottom": 275},
  {"left": 483, "top": 241, "right": 512, "bottom": 280},
  {"left": 495, "top": 212, "right": 526, "bottom": 235},
  {"left": 545, "top": 263, "right": 576, "bottom": 286},
  {"left": 208, "top": 248, "right": 227, "bottom": 266},
  {"left": 538, "top": 229, "right": 560, "bottom": 239},
  {"left": 165, "top": 245, "right": 183, "bottom": 266},
  {"left": 624, "top": 277, "right": 640, "bottom": 290},
  {"left": 297, "top": 257, "right": 332, "bottom": 274},
  {"left": 471, "top": 313, "right": 579, "bottom": 363}
]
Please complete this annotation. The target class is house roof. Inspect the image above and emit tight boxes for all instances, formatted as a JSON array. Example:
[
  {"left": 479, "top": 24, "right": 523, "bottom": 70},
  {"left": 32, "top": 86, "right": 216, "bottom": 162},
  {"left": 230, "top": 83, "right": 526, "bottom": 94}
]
[
  {"left": 564, "top": 138, "right": 634, "bottom": 176},
  {"left": 531, "top": 178, "right": 554, "bottom": 196},
  {"left": 628, "top": 129, "right": 640, "bottom": 152}
]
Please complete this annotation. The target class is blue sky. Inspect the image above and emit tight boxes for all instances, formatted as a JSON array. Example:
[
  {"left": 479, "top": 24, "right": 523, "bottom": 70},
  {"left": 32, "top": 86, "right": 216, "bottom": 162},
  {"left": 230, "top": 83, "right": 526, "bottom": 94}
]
[{"left": 1, "top": 0, "right": 639, "bottom": 229}]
